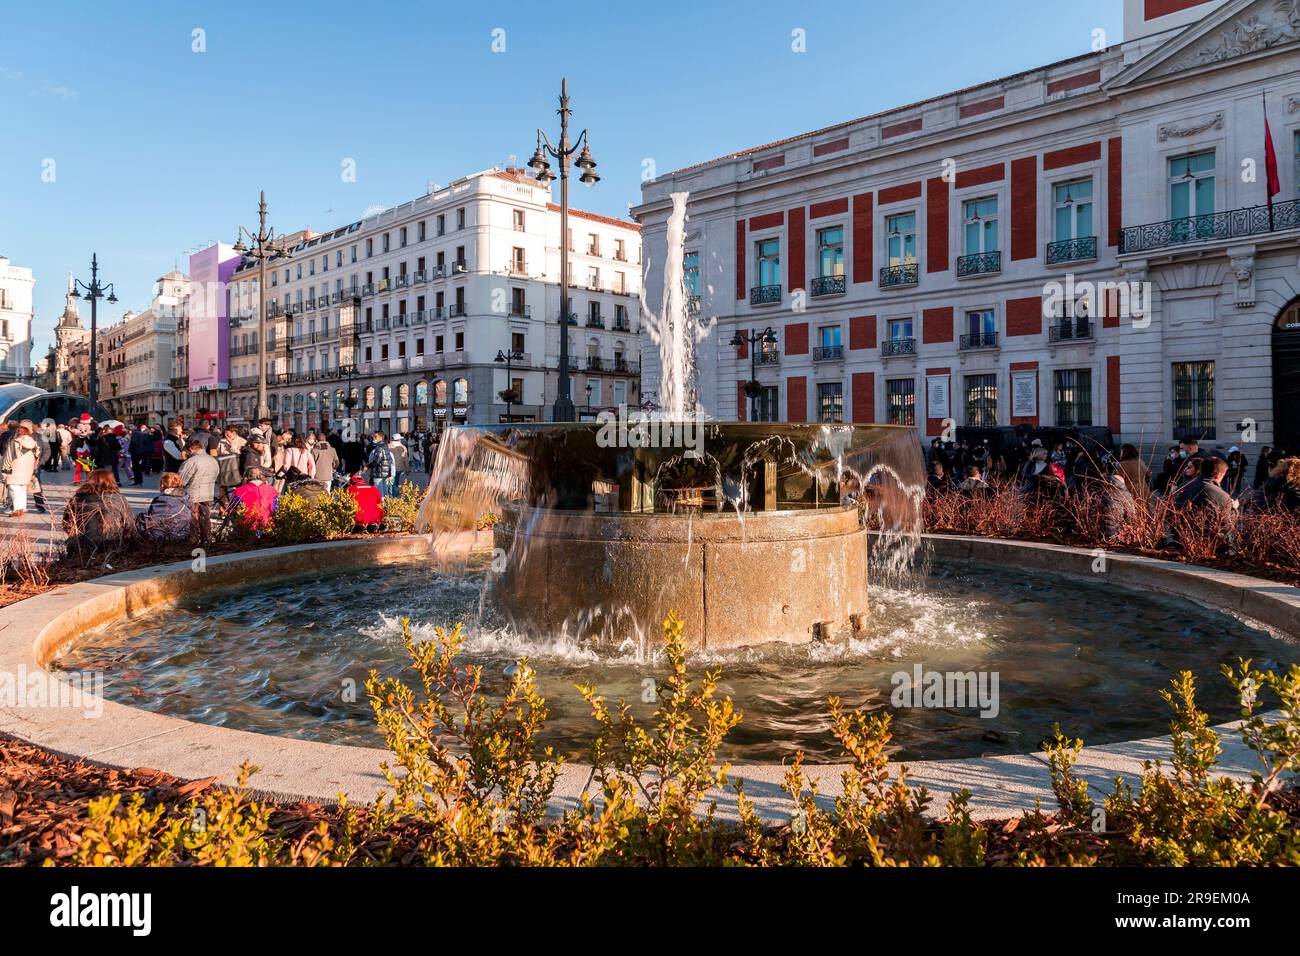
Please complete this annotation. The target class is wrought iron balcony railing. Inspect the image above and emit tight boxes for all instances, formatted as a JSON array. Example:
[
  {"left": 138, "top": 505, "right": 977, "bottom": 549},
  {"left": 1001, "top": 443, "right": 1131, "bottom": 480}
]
[
  {"left": 813, "top": 345, "right": 844, "bottom": 362},
  {"left": 586, "top": 356, "right": 604, "bottom": 371},
  {"left": 750, "top": 284, "right": 782, "bottom": 305},
  {"left": 810, "top": 274, "right": 846, "bottom": 297},
  {"left": 1046, "top": 236, "right": 1098, "bottom": 265},
  {"left": 882, "top": 337, "right": 916, "bottom": 357},
  {"left": 879, "top": 262, "right": 919, "bottom": 288},
  {"left": 956, "top": 251, "right": 1001, "bottom": 278},
  {"left": 1048, "top": 319, "right": 1094, "bottom": 342},
  {"left": 755, "top": 349, "right": 781, "bottom": 366},
  {"left": 960, "top": 331, "right": 999, "bottom": 350},
  {"left": 586, "top": 314, "right": 605, "bottom": 328},
  {"left": 1120, "top": 199, "right": 1300, "bottom": 254}
]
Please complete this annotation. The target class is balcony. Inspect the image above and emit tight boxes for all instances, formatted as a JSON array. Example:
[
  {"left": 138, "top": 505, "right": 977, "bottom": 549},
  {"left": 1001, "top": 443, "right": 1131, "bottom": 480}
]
[
  {"left": 612, "top": 318, "right": 631, "bottom": 332},
  {"left": 586, "top": 356, "right": 604, "bottom": 371},
  {"left": 1048, "top": 319, "right": 1094, "bottom": 342},
  {"left": 750, "top": 284, "right": 782, "bottom": 306},
  {"left": 414, "top": 270, "right": 428, "bottom": 283},
  {"left": 612, "top": 358, "right": 637, "bottom": 374},
  {"left": 810, "top": 275, "right": 846, "bottom": 297},
  {"left": 879, "top": 262, "right": 919, "bottom": 289},
  {"left": 362, "top": 283, "right": 375, "bottom": 296},
  {"left": 452, "top": 260, "right": 468, "bottom": 274},
  {"left": 955, "top": 251, "right": 1001, "bottom": 278},
  {"left": 881, "top": 337, "right": 916, "bottom": 357},
  {"left": 756, "top": 349, "right": 781, "bottom": 366},
  {"left": 510, "top": 304, "right": 532, "bottom": 318},
  {"left": 1046, "top": 236, "right": 1098, "bottom": 265},
  {"left": 813, "top": 345, "right": 844, "bottom": 362},
  {"left": 1119, "top": 199, "right": 1300, "bottom": 254},
  {"left": 959, "top": 331, "right": 999, "bottom": 350},
  {"left": 394, "top": 274, "right": 410, "bottom": 289},
  {"left": 449, "top": 303, "right": 467, "bottom": 317},
  {"left": 586, "top": 314, "right": 605, "bottom": 329},
  {"left": 508, "top": 260, "right": 528, "bottom": 275}
]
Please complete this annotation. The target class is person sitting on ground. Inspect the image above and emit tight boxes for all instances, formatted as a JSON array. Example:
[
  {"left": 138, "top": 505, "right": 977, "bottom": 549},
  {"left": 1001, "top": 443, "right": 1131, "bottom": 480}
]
[
  {"left": 345, "top": 472, "right": 384, "bottom": 532},
  {"left": 1261, "top": 457, "right": 1300, "bottom": 512},
  {"left": 229, "top": 466, "right": 279, "bottom": 533},
  {"left": 136, "top": 471, "right": 193, "bottom": 543},
  {"left": 62, "top": 468, "right": 135, "bottom": 558},
  {"left": 957, "top": 465, "right": 990, "bottom": 496},
  {"left": 1174, "top": 456, "right": 1235, "bottom": 515},
  {"left": 927, "top": 460, "right": 949, "bottom": 491}
]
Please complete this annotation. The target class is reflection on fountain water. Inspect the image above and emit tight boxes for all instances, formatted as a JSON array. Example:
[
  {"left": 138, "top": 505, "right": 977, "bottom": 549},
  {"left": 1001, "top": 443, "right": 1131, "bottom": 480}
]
[{"left": 61, "top": 558, "right": 1300, "bottom": 762}]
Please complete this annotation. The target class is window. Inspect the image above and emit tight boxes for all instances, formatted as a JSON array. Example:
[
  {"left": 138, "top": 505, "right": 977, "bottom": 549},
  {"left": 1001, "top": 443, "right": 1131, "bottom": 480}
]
[
  {"left": 588, "top": 379, "right": 602, "bottom": 406},
  {"left": 615, "top": 238, "right": 626, "bottom": 261},
  {"left": 1169, "top": 150, "right": 1215, "bottom": 220},
  {"left": 963, "top": 309, "right": 996, "bottom": 348},
  {"left": 819, "top": 325, "right": 842, "bottom": 348},
  {"left": 1173, "top": 360, "right": 1215, "bottom": 440},
  {"left": 683, "top": 252, "right": 700, "bottom": 296},
  {"left": 456, "top": 208, "right": 465, "bottom": 230},
  {"left": 962, "top": 198, "right": 998, "bottom": 255},
  {"left": 1054, "top": 179, "right": 1094, "bottom": 241},
  {"left": 400, "top": 227, "right": 407, "bottom": 247},
  {"left": 816, "top": 227, "right": 844, "bottom": 277},
  {"left": 418, "top": 221, "right": 426, "bottom": 242},
  {"left": 885, "top": 213, "right": 917, "bottom": 266},
  {"left": 888, "top": 317, "right": 913, "bottom": 340},
  {"left": 437, "top": 214, "right": 445, "bottom": 235},
  {"left": 382, "top": 233, "right": 391, "bottom": 253},
  {"left": 365, "top": 238, "right": 373, "bottom": 258},
  {"left": 964, "top": 374, "right": 998, "bottom": 427},
  {"left": 511, "top": 247, "right": 526, "bottom": 273},
  {"left": 587, "top": 267, "right": 600, "bottom": 290},
  {"left": 587, "top": 233, "right": 600, "bottom": 256},
  {"left": 886, "top": 379, "right": 916, "bottom": 426},
  {"left": 754, "top": 386, "right": 779, "bottom": 422},
  {"left": 513, "top": 209, "right": 525, "bottom": 231},
  {"left": 817, "top": 382, "right": 844, "bottom": 423},
  {"left": 1055, "top": 369, "right": 1092, "bottom": 427},
  {"left": 511, "top": 288, "right": 526, "bottom": 316},
  {"left": 454, "top": 331, "right": 464, "bottom": 351},
  {"left": 435, "top": 335, "right": 444, "bottom": 353},
  {"left": 453, "top": 377, "right": 468, "bottom": 403},
  {"left": 756, "top": 238, "right": 781, "bottom": 287},
  {"left": 511, "top": 331, "right": 525, "bottom": 353}
]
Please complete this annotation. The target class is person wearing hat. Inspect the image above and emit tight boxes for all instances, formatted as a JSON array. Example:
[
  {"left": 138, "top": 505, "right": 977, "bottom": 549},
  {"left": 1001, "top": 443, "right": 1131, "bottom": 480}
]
[
  {"left": 1224, "top": 446, "right": 1250, "bottom": 498},
  {"left": 239, "top": 431, "right": 266, "bottom": 479}
]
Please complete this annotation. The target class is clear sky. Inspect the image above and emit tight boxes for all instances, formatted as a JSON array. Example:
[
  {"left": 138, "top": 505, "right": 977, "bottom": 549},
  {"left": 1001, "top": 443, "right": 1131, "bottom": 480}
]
[{"left": 1, "top": 0, "right": 1124, "bottom": 356}]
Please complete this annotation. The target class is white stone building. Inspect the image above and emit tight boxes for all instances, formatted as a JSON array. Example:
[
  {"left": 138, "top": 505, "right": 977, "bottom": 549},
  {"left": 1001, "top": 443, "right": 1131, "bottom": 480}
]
[
  {"left": 98, "top": 271, "right": 188, "bottom": 423},
  {"left": 633, "top": 0, "right": 1300, "bottom": 456},
  {"left": 225, "top": 166, "right": 642, "bottom": 435},
  {"left": 0, "top": 255, "right": 35, "bottom": 383}
]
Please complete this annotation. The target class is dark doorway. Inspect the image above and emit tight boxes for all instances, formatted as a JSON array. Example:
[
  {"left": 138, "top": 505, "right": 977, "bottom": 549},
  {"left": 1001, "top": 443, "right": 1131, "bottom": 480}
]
[{"left": 1275, "top": 301, "right": 1300, "bottom": 455}]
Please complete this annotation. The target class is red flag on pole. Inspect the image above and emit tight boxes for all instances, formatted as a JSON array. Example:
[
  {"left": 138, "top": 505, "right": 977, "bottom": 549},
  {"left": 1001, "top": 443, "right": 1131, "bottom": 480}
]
[{"left": 1265, "top": 111, "right": 1282, "bottom": 207}]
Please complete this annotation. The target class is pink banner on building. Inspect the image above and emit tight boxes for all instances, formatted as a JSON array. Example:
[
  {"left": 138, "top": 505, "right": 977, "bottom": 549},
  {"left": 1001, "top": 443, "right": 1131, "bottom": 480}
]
[{"left": 187, "top": 243, "right": 240, "bottom": 390}]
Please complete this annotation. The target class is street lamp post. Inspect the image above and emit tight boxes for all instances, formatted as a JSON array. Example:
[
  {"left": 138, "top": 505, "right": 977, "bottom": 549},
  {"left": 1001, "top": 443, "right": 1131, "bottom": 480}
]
[
  {"left": 729, "top": 326, "right": 778, "bottom": 422},
  {"left": 585, "top": 381, "right": 593, "bottom": 418},
  {"left": 71, "top": 254, "right": 118, "bottom": 407},
  {"left": 527, "top": 78, "right": 599, "bottom": 423},
  {"left": 233, "top": 191, "right": 293, "bottom": 424},
  {"left": 494, "top": 348, "right": 523, "bottom": 422}
]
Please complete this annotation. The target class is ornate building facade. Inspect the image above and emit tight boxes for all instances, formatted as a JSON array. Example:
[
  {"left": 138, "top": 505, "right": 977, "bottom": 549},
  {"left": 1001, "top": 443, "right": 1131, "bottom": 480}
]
[{"left": 634, "top": 0, "right": 1300, "bottom": 454}]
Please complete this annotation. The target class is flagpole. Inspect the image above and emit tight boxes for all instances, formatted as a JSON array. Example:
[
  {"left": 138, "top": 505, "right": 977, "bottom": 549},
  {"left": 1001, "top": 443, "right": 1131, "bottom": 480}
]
[{"left": 1264, "top": 90, "right": 1275, "bottom": 231}]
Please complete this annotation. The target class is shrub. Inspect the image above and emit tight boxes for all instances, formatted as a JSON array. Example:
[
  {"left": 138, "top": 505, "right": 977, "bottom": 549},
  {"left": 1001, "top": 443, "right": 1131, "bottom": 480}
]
[
  {"left": 382, "top": 480, "right": 424, "bottom": 533},
  {"left": 268, "top": 488, "right": 358, "bottom": 546}
]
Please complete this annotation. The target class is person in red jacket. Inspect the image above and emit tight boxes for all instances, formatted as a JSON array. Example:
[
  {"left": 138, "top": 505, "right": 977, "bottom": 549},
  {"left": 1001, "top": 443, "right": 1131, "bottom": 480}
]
[
  {"left": 229, "top": 466, "right": 279, "bottom": 534},
  {"left": 345, "top": 473, "right": 384, "bottom": 532}
]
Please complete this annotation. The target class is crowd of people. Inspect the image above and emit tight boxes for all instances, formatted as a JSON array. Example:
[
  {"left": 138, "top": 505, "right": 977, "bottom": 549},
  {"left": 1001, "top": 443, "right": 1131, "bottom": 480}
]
[
  {"left": 0, "top": 413, "right": 440, "bottom": 558},
  {"left": 924, "top": 432, "right": 1300, "bottom": 541}
]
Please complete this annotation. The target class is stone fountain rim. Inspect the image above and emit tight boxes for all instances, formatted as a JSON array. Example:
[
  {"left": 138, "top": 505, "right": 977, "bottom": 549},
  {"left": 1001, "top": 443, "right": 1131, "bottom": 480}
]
[{"left": 2, "top": 532, "right": 1296, "bottom": 821}]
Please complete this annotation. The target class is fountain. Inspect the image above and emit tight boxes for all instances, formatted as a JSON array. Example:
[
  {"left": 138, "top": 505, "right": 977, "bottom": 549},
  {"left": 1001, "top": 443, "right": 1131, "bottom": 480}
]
[{"left": 415, "top": 189, "right": 926, "bottom": 649}]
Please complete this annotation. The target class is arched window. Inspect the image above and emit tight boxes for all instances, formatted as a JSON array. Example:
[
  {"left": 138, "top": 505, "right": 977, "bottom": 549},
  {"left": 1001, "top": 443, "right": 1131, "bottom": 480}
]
[
  {"left": 398, "top": 383, "right": 410, "bottom": 407},
  {"left": 363, "top": 386, "right": 375, "bottom": 410},
  {"left": 381, "top": 385, "right": 393, "bottom": 409},
  {"left": 294, "top": 393, "right": 305, "bottom": 412},
  {"left": 453, "top": 378, "right": 468, "bottom": 404},
  {"left": 349, "top": 386, "right": 359, "bottom": 409},
  {"left": 268, "top": 394, "right": 278, "bottom": 412},
  {"left": 434, "top": 379, "right": 447, "bottom": 403},
  {"left": 415, "top": 380, "right": 428, "bottom": 406},
  {"left": 307, "top": 391, "right": 318, "bottom": 412}
]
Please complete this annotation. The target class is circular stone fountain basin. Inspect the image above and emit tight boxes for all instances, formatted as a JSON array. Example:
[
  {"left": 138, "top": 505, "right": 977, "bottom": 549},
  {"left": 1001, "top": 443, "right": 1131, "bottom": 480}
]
[{"left": 57, "top": 551, "right": 1300, "bottom": 764}]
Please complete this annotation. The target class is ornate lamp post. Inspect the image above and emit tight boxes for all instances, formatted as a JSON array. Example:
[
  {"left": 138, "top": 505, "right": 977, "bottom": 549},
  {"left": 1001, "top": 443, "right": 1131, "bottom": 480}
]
[
  {"left": 585, "top": 381, "right": 593, "bottom": 418},
  {"left": 71, "top": 254, "right": 118, "bottom": 406},
  {"left": 729, "top": 326, "right": 778, "bottom": 421},
  {"left": 527, "top": 78, "right": 599, "bottom": 423},
  {"left": 232, "top": 191, "right": 294, "bottom": 423},
  {"left": 495, "top": 347, "right": 523, "bottom": 422}
]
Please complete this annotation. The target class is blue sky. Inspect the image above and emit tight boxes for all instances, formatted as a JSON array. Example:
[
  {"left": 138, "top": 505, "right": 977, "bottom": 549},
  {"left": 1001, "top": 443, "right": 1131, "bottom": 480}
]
[{"left": 1, "top": 0, "right": 1123, "bottom": 355}]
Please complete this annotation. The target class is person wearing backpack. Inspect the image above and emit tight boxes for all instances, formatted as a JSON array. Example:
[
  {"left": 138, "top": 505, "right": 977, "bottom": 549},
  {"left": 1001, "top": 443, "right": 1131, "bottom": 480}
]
[{"left": 366, "top": 431, "right": 395, "bottom": 496}]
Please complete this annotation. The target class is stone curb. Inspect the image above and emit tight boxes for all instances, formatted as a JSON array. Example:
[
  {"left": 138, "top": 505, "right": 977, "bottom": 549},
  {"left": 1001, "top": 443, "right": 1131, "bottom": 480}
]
[{"left": 0, "top": 533, "right": 1294, "bottom": 821}]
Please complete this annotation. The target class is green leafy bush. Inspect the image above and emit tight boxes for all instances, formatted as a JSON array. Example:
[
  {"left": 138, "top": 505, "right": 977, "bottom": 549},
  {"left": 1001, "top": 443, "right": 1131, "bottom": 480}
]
[
  {"left": 268, "top": 488, "right": 359, "bottom": 546},
  {"left": 382, "top": 480, "right": 424, "bottom": 533}
]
